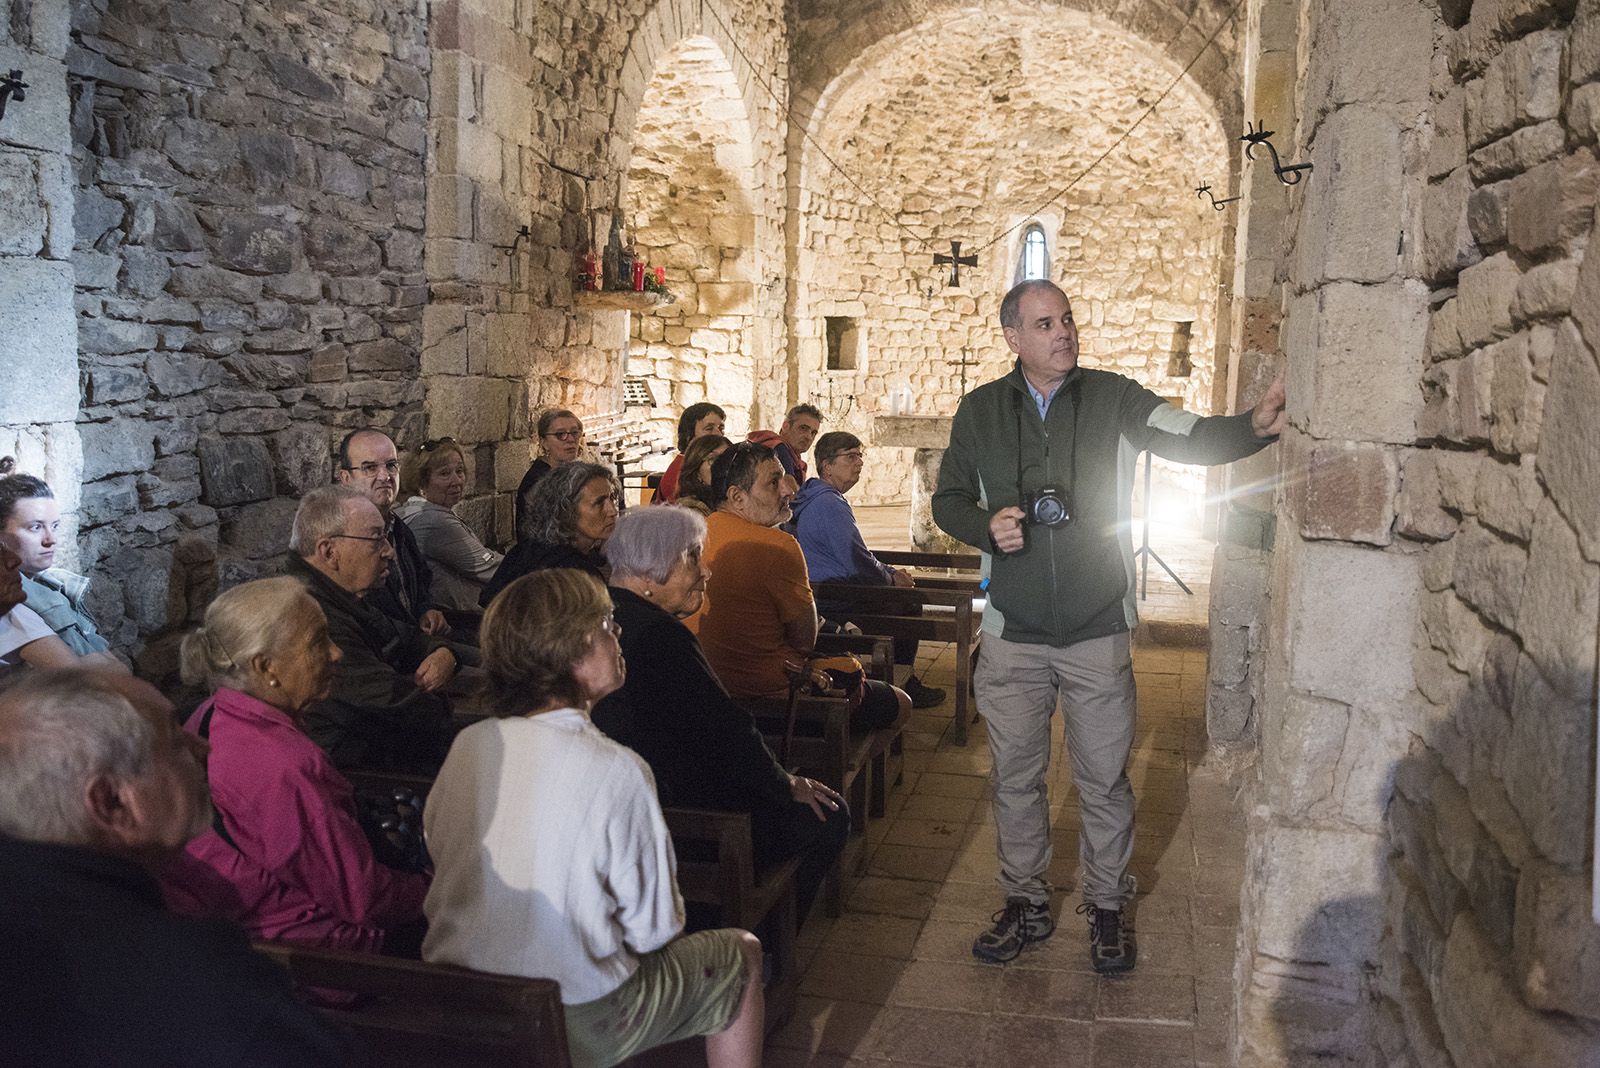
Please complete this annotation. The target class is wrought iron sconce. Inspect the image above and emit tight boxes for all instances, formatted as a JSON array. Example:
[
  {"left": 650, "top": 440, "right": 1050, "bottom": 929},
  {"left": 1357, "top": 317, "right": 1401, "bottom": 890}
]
[
  {"left": 1196, "top": 184, "right": 1240, "bottom": 211},
  {"left": 495, "top": 225, "right": 530, "bottom": 257},
  {"left": 0, "top": 70, "right": 27, "bottom": 123},
  {"left": 1242, "top": 122, "right": 1312, "bottom": 185}
]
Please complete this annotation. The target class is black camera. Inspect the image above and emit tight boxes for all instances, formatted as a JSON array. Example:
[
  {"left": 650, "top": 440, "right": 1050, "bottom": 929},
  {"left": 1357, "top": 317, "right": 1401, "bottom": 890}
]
[{"left": 1021, "top": 485, "right": 1073, "bottom": 527}]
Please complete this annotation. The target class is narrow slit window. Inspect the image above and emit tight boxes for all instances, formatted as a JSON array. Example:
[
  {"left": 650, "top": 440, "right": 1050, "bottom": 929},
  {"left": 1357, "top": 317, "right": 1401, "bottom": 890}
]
[
  {"left": 1017, "top": 225, "right": 1049, "bottom": 283},
  {"left": 825, "top": 316, "right": 861, "bottom": 371}
]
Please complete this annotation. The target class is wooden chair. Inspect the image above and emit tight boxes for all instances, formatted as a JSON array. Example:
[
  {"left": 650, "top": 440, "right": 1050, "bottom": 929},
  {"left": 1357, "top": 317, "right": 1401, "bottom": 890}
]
[
  {"left": 812, "top": 576, "right": 985, "bottom": 745},
  {"left": 663, "top": 807, "right": 802, "bottom": 1031},
  {"left": 254, "top": 942, "right": 571, "bottom": 1068}
]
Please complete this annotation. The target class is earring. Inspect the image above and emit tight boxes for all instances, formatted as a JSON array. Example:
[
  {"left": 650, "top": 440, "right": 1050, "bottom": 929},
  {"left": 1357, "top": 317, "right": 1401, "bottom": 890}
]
[
  {"left": 644, "top": 588, "right": 654, "bottom": 597},
  {"left": 268, "top": 678, "right": 280, "bottom": 688}
]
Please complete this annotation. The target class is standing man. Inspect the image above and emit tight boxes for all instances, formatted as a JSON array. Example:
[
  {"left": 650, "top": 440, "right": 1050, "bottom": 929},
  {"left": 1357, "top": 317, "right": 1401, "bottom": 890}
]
[
  {"left": 336, "top": 428, "right": 450, "bottom": 636},
  {"left": 933, "top": 280, "right": 1284, "bottom": 972},
  {"left": 747, "top": 403, "right": 823, "bottom": 483}
]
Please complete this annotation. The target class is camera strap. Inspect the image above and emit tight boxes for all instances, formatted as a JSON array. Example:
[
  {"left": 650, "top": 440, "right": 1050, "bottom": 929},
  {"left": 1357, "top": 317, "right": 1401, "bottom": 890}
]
[{"left": 1013, "top": 374, "right": 1084, "bottom": 502}]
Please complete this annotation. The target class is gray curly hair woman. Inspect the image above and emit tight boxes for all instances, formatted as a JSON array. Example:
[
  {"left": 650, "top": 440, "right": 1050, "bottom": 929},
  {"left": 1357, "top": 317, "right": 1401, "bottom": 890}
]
[{"left": 517, "top": 461, "right": 619, "bottom": 546}]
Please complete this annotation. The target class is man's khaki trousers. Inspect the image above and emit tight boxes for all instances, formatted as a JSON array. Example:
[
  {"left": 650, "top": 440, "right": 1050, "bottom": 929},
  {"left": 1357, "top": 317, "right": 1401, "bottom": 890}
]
[{"left": 975, "top": 631, "right": 1138, "bottom": 909}]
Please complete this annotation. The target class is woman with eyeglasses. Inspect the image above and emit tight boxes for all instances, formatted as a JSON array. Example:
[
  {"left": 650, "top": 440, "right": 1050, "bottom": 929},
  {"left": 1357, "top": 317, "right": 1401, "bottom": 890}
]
[
  {"left": 651, "top": 402, "right": 725, "bottom": 504},
  {"left": 395, "top": 439, "right": 504, "bottom": 612},
  {"left": 515, "top": 409, "right": 584, "bottom": 538},
  {"left": 480, "top": 462, "right": 620, "bottom": 607},
  {"left": 424, "top": 569, "right": 765, "bottom": 1068}
]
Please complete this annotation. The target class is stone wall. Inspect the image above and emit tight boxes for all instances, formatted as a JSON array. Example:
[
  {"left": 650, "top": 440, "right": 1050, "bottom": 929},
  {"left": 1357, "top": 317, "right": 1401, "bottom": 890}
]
[
  {"left": 2, "top": 0, "right": 81, "bottom": 566},
  {"left": 426, "top": 0, "right": 790, "bottom": 542},
  {"left": 63, "top": 0, "right": 429, "bottom": 671},
  {"left": 1237, "top": 0, "right": 1600, "bottom": 1063},
  {"left": 790, "top": 8, "right": 1232, "bottom": 505}
]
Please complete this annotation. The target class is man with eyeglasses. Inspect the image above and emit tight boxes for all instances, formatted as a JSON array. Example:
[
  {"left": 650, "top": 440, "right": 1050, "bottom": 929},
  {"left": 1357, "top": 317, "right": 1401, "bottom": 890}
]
[
  {"left": 286, "top": 485, "right": 458, "bottom": 774},
  {"left": 515, "top": 409, "right": 585, "bottom": 538},
  {"left": 336, "top": 428, "right": 450, "bottom": 638},
  {"left": 789, "top": 432, "right": 946, "bottom": 709}
]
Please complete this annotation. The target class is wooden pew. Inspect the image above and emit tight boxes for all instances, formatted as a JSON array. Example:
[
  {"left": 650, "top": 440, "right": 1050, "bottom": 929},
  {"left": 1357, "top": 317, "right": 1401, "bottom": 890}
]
[
  {"left": 254, "top": 942, "right": 571, "bottom": 1068},
  {"left": 812, "top": 580, "right": 984, "bottom": 745},
  {"left": 664, "top": 808, "right": 802, "bottom": 1031}
]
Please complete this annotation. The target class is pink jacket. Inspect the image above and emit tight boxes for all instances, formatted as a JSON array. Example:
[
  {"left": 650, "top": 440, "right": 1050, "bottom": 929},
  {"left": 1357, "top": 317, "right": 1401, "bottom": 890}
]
[{"left": 160, "top": 688, "right": 429, "bottom": 951}]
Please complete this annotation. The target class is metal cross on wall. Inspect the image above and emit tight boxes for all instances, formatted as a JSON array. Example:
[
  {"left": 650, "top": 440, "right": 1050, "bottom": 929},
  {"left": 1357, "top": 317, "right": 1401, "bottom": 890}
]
[
  {"left": 948, "top": 347, "right": 981, "bottom": 397},
  {"left": 933, "top": 241, "right": 978, "bottom": 288}
]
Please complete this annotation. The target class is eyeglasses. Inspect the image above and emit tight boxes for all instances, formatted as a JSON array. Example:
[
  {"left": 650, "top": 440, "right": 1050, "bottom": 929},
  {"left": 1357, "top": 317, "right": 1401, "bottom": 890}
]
[
  {"left": 544, "top": 429, "right": 583, "bottom": 441},
  {"left": 341, "top": 460, "right": 402, "bottom": 477},
  {"left": 598, "top": 614, "right": 621, "bottom": 638},
  {"left": 419, "top": 437, "right": 458, "bottom": 452},
  {"left": 329, "top": 531, "right": 389, "bottom": 547},
  {"left": 827, "top": 450, "right": 865, "bottom": 463}
]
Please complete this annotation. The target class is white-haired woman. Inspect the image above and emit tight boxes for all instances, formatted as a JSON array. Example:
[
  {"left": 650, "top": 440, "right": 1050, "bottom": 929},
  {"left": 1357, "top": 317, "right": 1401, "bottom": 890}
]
[
  {"left": 424, "top": 568, "right": 764, "bottom": 1068},
  {"left": 159, "top": 577, "right": 429, "bottom": 954},
  {"left": 592, "top": 506, "right": 847, "bottom": 927}
]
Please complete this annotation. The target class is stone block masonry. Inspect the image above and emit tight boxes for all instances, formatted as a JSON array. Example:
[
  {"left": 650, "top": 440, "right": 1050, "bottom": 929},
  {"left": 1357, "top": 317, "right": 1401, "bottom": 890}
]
[
  {"left": 65, "top": 0, "right": 430, "bottom": 668},
  {"left": 1239, "top": 0, "right": 1600, "bottom": 1063}
]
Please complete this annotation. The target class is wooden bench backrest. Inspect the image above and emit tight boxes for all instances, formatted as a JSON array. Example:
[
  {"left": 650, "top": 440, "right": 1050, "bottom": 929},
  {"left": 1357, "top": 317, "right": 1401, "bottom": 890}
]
[{"left": 254, "top": 942, "right": 571, "bottom": 1068}]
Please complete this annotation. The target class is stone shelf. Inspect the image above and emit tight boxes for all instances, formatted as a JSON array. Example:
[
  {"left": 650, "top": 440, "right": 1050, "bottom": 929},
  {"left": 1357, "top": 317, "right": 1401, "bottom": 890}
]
[{"left": 573, "top": 289, "right": 674, "bottom": 312}]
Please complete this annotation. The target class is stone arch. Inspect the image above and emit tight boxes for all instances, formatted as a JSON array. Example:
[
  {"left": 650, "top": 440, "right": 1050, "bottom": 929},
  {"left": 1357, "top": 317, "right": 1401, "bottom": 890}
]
[
  {"left": 609, "top": 0, "right": 789, "bottom": 433},
  {"left": 788, "top": 3, "right": 1236, "bottom": 507},
  {"left": 622, "top": 35, "right": 762, "bottom": 437}
]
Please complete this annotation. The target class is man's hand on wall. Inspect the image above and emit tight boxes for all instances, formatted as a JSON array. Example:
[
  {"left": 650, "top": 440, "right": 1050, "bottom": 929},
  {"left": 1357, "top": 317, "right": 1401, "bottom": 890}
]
[
  {"left": 989, "top": 506, "right": 1026, "bottom": 554},
  {"left": 1251, "top": 375, "right": 1287, "bottom": 438}
]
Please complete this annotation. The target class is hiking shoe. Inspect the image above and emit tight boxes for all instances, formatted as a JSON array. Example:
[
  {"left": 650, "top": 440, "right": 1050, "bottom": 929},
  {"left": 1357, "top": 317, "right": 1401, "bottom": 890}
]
[
  {"left": 1077, "top": 902, "right": 1136, "bottom": 974},
  {"left": 972, "top": 897, "right": 1055, "bottom": 964},
  {"left": 903, "top": 675, "right": 947, "bottom": 709}
]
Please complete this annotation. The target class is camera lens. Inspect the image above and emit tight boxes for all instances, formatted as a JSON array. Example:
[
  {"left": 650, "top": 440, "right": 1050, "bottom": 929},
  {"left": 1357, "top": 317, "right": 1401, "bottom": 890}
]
[{"left": 1036, "top": 497, "right": 1066, "bottom": 525}]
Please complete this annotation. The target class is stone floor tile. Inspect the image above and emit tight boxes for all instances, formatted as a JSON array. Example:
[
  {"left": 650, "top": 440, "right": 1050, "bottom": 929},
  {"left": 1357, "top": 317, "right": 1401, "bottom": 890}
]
[
  {"left": 1096, "top": 973, "right": 1196, "bottom": 1024},
  {"left": 887, "top": 959, "right": 1003, "bottom": 1013},
  {"left": 1189, "top": 893, "right": 1240, "bottom": 929},
  {"left": 1089, "top": 1021, "right": 1196, "bottom": 1067},
  {"left": 863, "top": 1006, "right": 989, "bottom": 1067},
  {"left": 1131, "top": 923, "right": 1197, "bottom": 977},
  {"left": 764, "top": 1048, "right": 857, "bottom": 1068},
  {"left": 800, "top": 949, "right": 909, "bottom": 1005},
  {"left": 924, "top": 746, "right": 994, "bottom": 776},
  {"left": 995, "top": 965, "right": 1099, "bottom": 1021},
  {"left": 915, "top": 772, "right": 991, "bottom": 799},
  {"left": 912, "top": 918, "right": 986, "bottom": 963},
  {"left": 769, "top": 996, "right": 882, "bottom": 1057},
  {"left": 867, "top": 844, "right": 956, "bottom": 882},
  {"left": 1192, "top": 925, "right": 1236, "bottom": 978},
  {"left": 882, "top": 817, "right": 969, "bottom": 850},
  {"left": 820, "top": 912, "right": 924, "bottom": 959},
  {"left": 847, "top": 876, "right": 941, "bottom": 920},
  {"left": 1127, "top": 893, "right": 1191, "bottom": 933},
  {"left": 978, "top": 1014, "right": 1094, "bottom": 1067},
  {"left": 900, "top": 793, "right": 980, "bottom": 822}
]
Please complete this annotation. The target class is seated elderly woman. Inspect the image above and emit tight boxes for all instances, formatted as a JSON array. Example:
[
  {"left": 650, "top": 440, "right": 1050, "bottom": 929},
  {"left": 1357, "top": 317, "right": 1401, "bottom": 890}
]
[
  {"left": 593, "top": 507, "right": 848, "bottom": 926},
  {"left": 0, "top": 457, "right": 122, "bottom": 674},
  {"left": 671, "top": 434, "right": 731, "bottom": 517},
  {"left": 394, "top": 437, "right": 503, "bottom": 612},
  {"left": 424, "top": 568, "right": 765, "bottom": 1068},
  {"left": 479, "top": 461, "right": 619, "bottom": 606},
  {"left": 159, "top": 576, "right": 430, "bottom": 956}
]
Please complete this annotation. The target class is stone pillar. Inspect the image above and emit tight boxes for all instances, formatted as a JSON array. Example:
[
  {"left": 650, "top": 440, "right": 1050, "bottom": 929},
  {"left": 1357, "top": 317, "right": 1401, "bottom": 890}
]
[
  {"left": 1235, "top": 0, "right": 1435, "bottom": 1063},
  {"left": 0, "top": 0, "right": 82, "bottom": 553}
]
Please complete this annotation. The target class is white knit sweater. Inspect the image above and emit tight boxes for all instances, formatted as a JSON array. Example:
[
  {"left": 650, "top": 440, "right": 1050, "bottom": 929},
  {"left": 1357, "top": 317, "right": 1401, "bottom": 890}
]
[{"left": 421, "top": 710, "right": 684, "bottom": 1004}]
